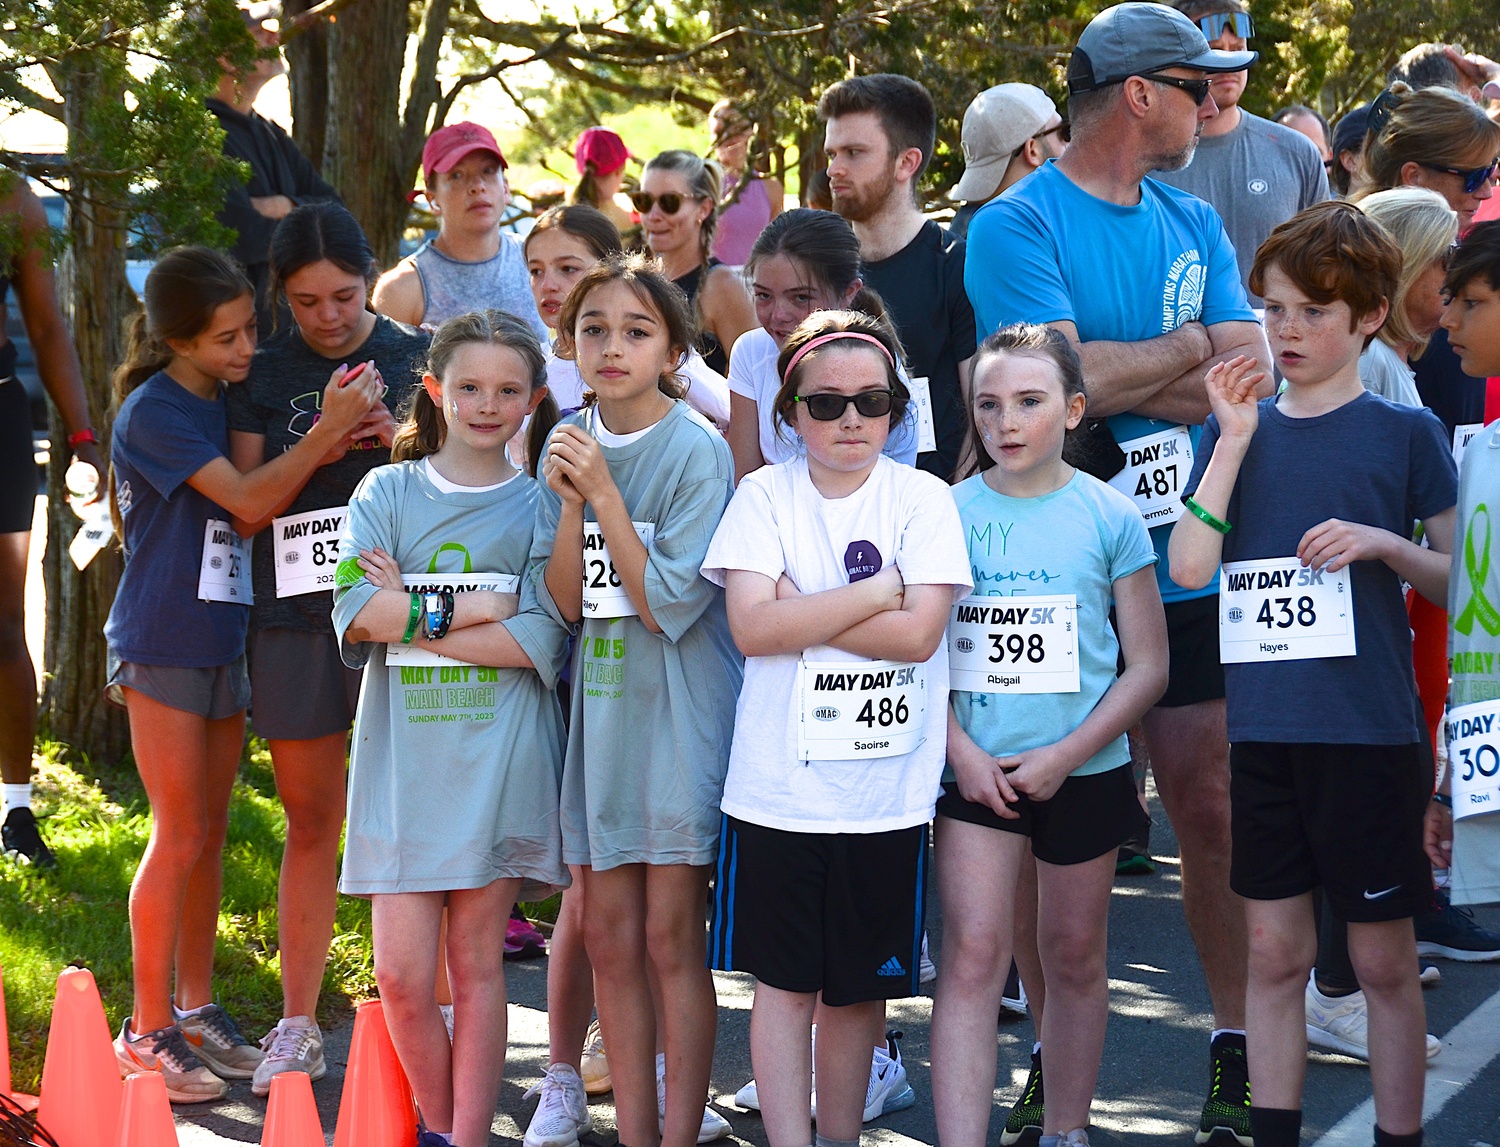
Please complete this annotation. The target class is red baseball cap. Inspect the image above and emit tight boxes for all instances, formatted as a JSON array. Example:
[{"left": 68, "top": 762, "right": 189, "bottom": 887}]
[
  {"left": 574, "top": 127, "right": 631, "bottom": 176},
  {"left": 421, "top": 121, "right": 507, "bottom": 187}
]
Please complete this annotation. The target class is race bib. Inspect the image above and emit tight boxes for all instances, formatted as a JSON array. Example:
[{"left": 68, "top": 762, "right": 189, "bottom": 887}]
[
  {"left": 384, "top": 573, "right": 520, "bottom": 668},
  {"left": 198, "top": 519, "right": 253, "bottom": 604},
  {"left": 68, "top": 505, "right": 113, "bottom": 571},
  {"left": 1447, "top": 699, "right": 1500, "bottom": 820},
  {"left": 907, "top": 375, "right": 938, "bottom": 455},
  {"left": 797, "top": 659, "right": 925, "bottom": 760},
  {"left": 1109, "top": 425, "right": 1193, "bottom": 526},
  {"left": 1218, "top": 557, "right": 1355, "bottom": 663},
  {"left": 272, "top": 505, "right": 347, "bottom": 598},
  {"left": 1454, "top": 423, "right": 1484, "bottom": 469},
  {"left": 948, "top": 594, "right": 1080, "bottom": 694},
  {"left": 581, "top": 521, "right": 655, "bottom": 618}
]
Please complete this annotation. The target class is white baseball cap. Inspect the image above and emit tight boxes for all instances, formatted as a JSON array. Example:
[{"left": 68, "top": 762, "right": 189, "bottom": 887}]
[{"left": 951, "top": 84, "right": 1058, "bottom": 202}]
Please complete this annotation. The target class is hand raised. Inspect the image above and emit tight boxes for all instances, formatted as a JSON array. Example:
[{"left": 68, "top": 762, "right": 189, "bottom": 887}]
[{"left": 1206, "top": 355, "right": 1264, "bottom": 442}]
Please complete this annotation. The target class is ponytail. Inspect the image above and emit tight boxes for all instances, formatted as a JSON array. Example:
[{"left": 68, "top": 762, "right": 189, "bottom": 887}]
[
  {"left": 112, "top": 311, "right": 173, "bottom": 407},
  {"left": 524, "top": 390, "right": 561, "bottom": 479},
  {"left": 391, "top": 387, "right": 447, "bottom": 463}
]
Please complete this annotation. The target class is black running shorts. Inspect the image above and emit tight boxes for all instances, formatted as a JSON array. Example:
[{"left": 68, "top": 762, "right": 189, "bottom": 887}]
[{"left": 1157, "top": 593, "right": 1226, "bottom": 707}]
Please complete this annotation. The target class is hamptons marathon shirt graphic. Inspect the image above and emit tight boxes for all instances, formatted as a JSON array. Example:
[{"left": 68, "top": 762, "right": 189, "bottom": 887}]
[{"left": 1162, "top": 248, "right": 1206, "bottom": 332}]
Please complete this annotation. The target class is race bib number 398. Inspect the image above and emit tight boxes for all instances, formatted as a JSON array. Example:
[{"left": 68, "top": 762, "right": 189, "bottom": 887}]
[
  {"left": 797, "top": 659, "right": 925, "bottom": 760},
  {"left": 1109, "top": 425, "right": 1193, "bottom": 526},
  {"left": 1447, "top": 699, "right": 1500, "bottom": 820},
  {"left": 1218, "top": 557, "right": 1355, "bottom": 663},
  {"left": 273, "top": 506, "right": 347, "bottom": 598},
  {"left": 948, "top": 594, "right": 1080, "bottom": 693}
]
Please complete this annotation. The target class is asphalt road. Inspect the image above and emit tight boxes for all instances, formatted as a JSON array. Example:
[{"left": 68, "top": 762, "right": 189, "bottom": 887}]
[{"left": 173, "top": 784, "right": 1500, "bottom": 1147}]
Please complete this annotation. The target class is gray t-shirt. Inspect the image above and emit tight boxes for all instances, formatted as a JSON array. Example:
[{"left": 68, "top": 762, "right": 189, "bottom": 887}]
[
  {"left": 1185, "top": 391, "right": 1457, "bottom": 744},
  {"left": 1359, "top": 338, "right": 1423, "bottom": 408},
  {"left": 410, "top": 235, "right": 548, "bottom": 341},
  {"left": 1155, "top": 110, "right": 1331, "bottom": 303}
]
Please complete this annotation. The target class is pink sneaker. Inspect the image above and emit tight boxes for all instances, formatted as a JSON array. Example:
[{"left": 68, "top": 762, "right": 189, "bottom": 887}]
[{"left": 505, "top": 911, "right": 548, "bottom": 961}]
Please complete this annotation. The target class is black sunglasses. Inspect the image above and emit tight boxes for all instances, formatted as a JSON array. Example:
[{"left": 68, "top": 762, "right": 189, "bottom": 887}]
[
  {"left": 630, "top": 191, "right": 699, "bottom": 215},
  {"left": 794, "top": 390, "right": 895, "bottom": 421},
  {"left": 1035, "top": 118, "right": 1071, "bottom": 144},
  {"left": 1419, "top": 159, "right": 1500, "bottom": 195},
  {"left": 1196, "top": 12, "right": 1254, "bottom": 40},
  {"left": 1142, "top": 73, "right": 1213, "bottom": 106}
]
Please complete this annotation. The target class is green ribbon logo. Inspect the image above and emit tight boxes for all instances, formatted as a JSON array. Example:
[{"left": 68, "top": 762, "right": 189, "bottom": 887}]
[
  {"left": 427, "top": 543, "right": 473, "bottom": 574},
  {"left": 1457, "top": 504, "right": 1500, "bottom": 636}
]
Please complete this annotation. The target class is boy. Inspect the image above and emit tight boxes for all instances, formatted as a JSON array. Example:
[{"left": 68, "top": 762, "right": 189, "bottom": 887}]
[{"left": 1168, "top": 200, "right": 1457, "bottom": 1147}]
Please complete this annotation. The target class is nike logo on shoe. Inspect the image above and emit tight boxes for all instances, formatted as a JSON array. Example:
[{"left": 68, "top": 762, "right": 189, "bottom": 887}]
[{"left": 1363, "top": 885, "right": 1401, "bottom": 900}]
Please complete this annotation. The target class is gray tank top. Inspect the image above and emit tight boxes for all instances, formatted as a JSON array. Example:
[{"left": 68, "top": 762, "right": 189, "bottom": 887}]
[{"left": 410, "top": 235, "right": 548, "bottom": 340}]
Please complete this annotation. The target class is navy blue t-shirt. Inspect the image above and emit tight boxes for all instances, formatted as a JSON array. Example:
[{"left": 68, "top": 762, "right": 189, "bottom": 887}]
[
  {"left": 1184, "top": 391, "right": 1456, "bottom": 745},
  {"left": 104, "top": 372, "right": 249, "bottom": 666}
]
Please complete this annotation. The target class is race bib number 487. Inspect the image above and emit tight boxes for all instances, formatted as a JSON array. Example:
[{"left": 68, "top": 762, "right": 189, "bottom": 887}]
[
  {"left": 1218, "top": 557, "right": 1355, "bottom": 663},
  {"left": 1109, "top": 425, "right": 1193, "bottom": 526}
]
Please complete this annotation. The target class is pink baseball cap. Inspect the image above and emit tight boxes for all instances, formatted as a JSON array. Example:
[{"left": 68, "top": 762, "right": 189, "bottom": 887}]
[
  {"left": 422, "top": 121, "right": 507, "bottom": 187},
  {"left": 574, "top": 127, "right": 631, "bottom": 176}
]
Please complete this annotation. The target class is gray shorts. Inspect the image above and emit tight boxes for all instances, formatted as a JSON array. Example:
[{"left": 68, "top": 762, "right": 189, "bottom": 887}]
[
  {"left": 248, "top": 627, "right": 362, "bottom": 741},
  {"left": 106, "top": 651, "right": 251, "bottom": 719}
]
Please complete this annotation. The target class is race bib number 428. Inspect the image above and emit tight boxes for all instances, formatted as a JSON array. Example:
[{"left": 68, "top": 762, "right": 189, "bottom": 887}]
[
  {"left": 1218, "top": 557, "right": 1355, "bottom": 663},
  {"left": 948, "top": 594, "right": 1080, "bottom": 693}
]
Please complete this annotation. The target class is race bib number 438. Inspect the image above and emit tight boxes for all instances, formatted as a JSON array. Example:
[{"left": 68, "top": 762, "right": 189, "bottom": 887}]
[
  {"left": 1218, "top": 557, "right": 1355, "bottom": 663},
  {"left": 797, "top": 659, "right": 925, "bottom": 760},
  {"left": 948, "top": 594, "right": 1080, "bottom": 694},
  {"left": 1447, "top": 699, "right": 1500, "bottom": 820},
  {"left": 1109, "top": 425, "right": 1193, "bottom": 526}
]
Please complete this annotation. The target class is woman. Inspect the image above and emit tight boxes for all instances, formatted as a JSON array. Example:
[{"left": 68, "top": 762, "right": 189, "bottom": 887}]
[
  {"left": 636, "top": 150, "right": 755, "bottom": 377},
  {"left": 571, "top": 127, "right": 635, "bottom": 236},
  {"left": 707, "top": 101, "right": 783, "bottom": 267}
]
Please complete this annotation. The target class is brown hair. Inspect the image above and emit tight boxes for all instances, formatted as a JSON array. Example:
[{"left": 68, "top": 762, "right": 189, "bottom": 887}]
[
  {"left": 965, "top": 324, "right": 1086, "bottom": 476},
  {"left": 1249, "top": 201, "right": 1401, "bottom": 333},
  {"left": 1444, "top": 219, "right": 1500, "bottom": 296},
  {"left": 391, "top": 309, "right": 557, "bottom": 478},
  {"left": 1355, "top": 83, "right": 1500, "bottom": 197},
  {"left": 641, "top": 150, "right": 722, "bottom": 266},
  {"left": 771, "top": 310, "right": 909, "bottom": 442},
  {"left": 555, "top": 251, "right": 693, "bottom": 405},
  {"left": 817, "top": 74, "right": 937, "bottom": 189},
  {"left": 525, "top": 204, "right": 624, "bottom": 263}
]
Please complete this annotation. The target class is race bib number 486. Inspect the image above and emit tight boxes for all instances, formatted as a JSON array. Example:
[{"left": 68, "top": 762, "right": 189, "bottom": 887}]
[
  {"left": 797, "top": 659, "right": 925, "bottom": 760},
  {"left": 948, "top": 594, "right": 1080, "bottom": 693},
  {"left": 1218, "top": 557, "right": 1355, "bottom": 663}
]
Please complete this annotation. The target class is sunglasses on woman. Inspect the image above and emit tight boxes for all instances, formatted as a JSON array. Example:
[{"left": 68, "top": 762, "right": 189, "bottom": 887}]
[
  {"left": 1419, "top": 159, "right": 1500, "bottom": 195},
  {"left": 630, "top": 191, "right": 698, "bottom": 215},
  {"left": 794, "top": 390, "right": 895, "bottom": 420},
  {"left": 1197, "top": 12, "right": 1253, "bottom": 40}
]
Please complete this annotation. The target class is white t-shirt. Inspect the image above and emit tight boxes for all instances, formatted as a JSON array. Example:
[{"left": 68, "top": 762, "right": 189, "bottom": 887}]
[
  {"left": 701, "top": 455, "right": 972, "bottom": 833},
  {"left": 544, "top": 345, "right": 731, "bottom": 428}
]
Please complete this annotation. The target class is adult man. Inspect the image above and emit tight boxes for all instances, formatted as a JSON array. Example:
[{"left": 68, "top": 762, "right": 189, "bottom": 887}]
[
  {"left": 1273, "top": 104, "right": 1332, "bottom": 165},
  {"left": 949, "top": 83, "right": 1068, "bottom": 240},
  {"left": 965, "top": 6, "right": 1269, "bottom": 1145},
  {"left": 1153, "top": 0, "right": 1329, "bottom": 302},
  {"left": 819, "top": 74, "right": 977, "bottom": 481}
]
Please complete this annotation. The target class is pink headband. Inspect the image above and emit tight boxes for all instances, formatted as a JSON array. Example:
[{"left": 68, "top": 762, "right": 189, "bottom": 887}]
[{"left": 782, "top": 331, "right": 897, "bottom": 383}]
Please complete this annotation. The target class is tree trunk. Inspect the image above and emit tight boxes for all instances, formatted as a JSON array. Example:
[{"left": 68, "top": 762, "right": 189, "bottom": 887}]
[
  {"left": 41, "top": 55, "right": 132, "bottom": 766},
  {"left": 283, "top": 0, "right": 330, "bottom": 170},
  {"left": 323, "top": 0, "right": 408, "bottom": 268}
]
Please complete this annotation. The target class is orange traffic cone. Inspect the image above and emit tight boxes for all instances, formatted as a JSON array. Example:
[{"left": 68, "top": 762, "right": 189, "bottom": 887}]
[
  {"left": 114, "top": 1071, "right": 178, "bottom": 1147},
  {"left": 0, "top": 961, "right": 38, "bottom": 1110},
  {"left": 36, "top": 966, "right": 123, "bottom": 1147},
  {"left": 333, "top": 999, "right": 416, "bottom": 1147},
  {"left": 261, "top": 1070, "right": 324, "bottom": 1147}
]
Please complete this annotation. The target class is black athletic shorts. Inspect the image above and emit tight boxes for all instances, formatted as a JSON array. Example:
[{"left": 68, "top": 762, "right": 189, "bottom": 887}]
[
  {"left": 1157, "top": 593, "right": 1226, "bottom": 707},
  {"left": 1229, "top": 741, "right": 1435, "bottom": 922},
  {"left": 0, "top": 369, "right": 36, "bottom": 535},
  {"left": 708, "top": 815, "right": 927, "bottom": 1006},
  {"left": 935, "top": 763, "right": 1147, "bottom": 865},
  {"left": 248, "top": 627, "right": 362, "bottom": 741}
]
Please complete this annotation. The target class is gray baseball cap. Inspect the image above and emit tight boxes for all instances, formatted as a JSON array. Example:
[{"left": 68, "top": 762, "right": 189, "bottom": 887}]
[
  {"left": 1067, "top": 3, "right": 1257, "bottom": 95},
  {"left": 952, "top": 84, "right": 1058, "bottom": 201}
]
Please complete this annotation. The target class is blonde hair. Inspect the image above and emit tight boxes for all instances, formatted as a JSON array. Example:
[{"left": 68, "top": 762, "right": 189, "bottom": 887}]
[
  {"left": 1359, "top": 187, "right": 1458, "bottom": 358},
  {"left": 1354, "top": 83, "right": 1500, "bottom": 198}
]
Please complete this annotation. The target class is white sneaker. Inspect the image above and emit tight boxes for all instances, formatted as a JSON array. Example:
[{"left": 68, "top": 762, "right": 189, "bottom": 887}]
[
  {"left": 918, "top": 933, "right": 937, "bottom": 984},
  {"left": 114, "top": 1019, "right": 228, "bottom": 1104},
  {"left": 440, "top": 1003, "right": 455, "bottom": 1042},
  {"left": 656, "top": 1052, "right": 732, "bottom": 1142},
  {"left": 808, "top": 1031, "right": 916, "bottom": 1123},
  {"left": 524, "top": 1062, "right": 592, "bottom": 1147},
  {"left": 580, "top": 1017, "right": 611, "bottom": 1095},
  {"left": 730, "top": 1077, "right": 763, "bottom": 1112},
  {"left": 1304, "top": 975, "right": 1441, "bottom": 1062},
  {"left": 251, "top": 1017, "right": 326, "bottom": 1098}
]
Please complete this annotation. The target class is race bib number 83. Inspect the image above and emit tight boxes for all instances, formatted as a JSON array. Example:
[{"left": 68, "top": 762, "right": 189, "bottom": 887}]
[{"left": 1218, "top": 557, "right": 1355, "bottom": 663}]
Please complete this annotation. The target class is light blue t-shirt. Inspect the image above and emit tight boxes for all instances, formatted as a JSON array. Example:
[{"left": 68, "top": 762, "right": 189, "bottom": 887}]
[
  {"left": 948, "top": 470, "right": 1157, "bottom": 778},
  {"left": 964, "top": 160, "right": 1256, "bottom": 603}
]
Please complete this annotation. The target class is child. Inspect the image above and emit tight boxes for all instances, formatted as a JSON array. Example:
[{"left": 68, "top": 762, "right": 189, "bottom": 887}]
[
  {"left": 700, "top": 310, "right": 971, "bottom": 1147},
  {"left": 332, "top": 310, "right": 569, "bottom": 1147},
  {"left": 930, "top": 324, "right": 1167, "bottom": 1147},
  {"left": 106, "top": 247, "right": 379, "bottom": 1102},
  {"left": 1169, "top": 200, "right": 1457, "bottom": 1147},
  {"left": 532, "top": 253, "right": 741, "bottom": 1147}
]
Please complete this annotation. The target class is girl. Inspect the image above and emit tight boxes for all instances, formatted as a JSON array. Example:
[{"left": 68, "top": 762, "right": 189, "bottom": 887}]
[
  {"left": 571, "top": 127, "right": 635, "bottom": 236},
  {"left": 928, "top": 325, "right": 1167, "bottom": 1147},
  {"left": 106, "top": 247, "right": 379, "bottom": 1103},
  {"left": 332, "top": 310, "right": 569, "bottom": 1147},
  {"left": 532, "top": 253, "right": 740, "bottom": 1147},
  {"left": 701, "top": 311, "right": 971, "bottom": 1147},
  {"left": 636, "top": 150, "right": 755, "bottom": 377},
  {"left": 728, "top": 208, "right": 918, "bottom": 481},
  {"left": 707, "top": 101, "right": 783, "bottom": 267},
  {"left": 225, "top": 201, "right": 430, "bottom": 1096}
]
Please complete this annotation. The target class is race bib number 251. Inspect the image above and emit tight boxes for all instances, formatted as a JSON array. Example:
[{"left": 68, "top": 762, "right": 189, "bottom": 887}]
[{"left": 1218, "top": 557, "right": 1355, "bottom": 663}]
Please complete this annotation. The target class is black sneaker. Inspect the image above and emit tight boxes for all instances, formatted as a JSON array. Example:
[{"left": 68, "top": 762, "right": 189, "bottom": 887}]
[
  {"left": 1115, "top": 825, "right": 1154, "bottom": 876},
  {"left": 1415, "top": 888, "right": 1500, "bottom": 961},
  {"left": 1000, "top": 1047, "right": 1043, "bottom": 1146},
  {"left": 1195, "top": 1031, "right": 1251, "bottom": 1146},
  {"left": 2, "top": 807, "right": 56, "bottom": 868}
]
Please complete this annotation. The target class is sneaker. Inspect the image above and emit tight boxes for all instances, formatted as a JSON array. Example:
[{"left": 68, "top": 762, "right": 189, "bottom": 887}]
[
  {"left": 1415, "top": 889, "right": 1500, "bottom": 961},
  {"left": 1195, "top": 1031, "right": 1251, "bottom": 1147},
  {"left": 1000, "top": 1047, "right": 1043, "bottom": 1146},
  {"left": 918, "top": 933, "right": 937, "bottom": 984},
  {"left": 177, "top": 1003, "right": 262, "bottom": 1080},
  {"left": 860, "top": 1030, "right": 916, "bottom": 1122},
  {"left": 1000, "top": 959, "right": 1028, "bottom": 1020},
  {"left": 251, "top": 1017, "right": 326, "bottom": 1097},
  {"left": 440, "top": 1003, "right": 455, "bottom": 1042},
  {"left": 1114, "top": 828, "right": 1154, "bottom": 876},
  {"left": 523, "top": 1062, "right": 592, "bottom": 1147},
  {"left": 506, "top": 910, "right": 548, "bottom": 961},
  {"left": 580, "top": 1017, "right": 611, "bottom": 1095},
  {"left": 656, "top": 1051, "right": 732, "bottom": 1143},
  {"left": 1420, "top": 964, "right": 1442, "bottom": 987},
  {"left": 1, "top": 807, "right": 56, "bottom": 869},
  {"left": 1039, "top": 1132, "right": 1090, "bottom": 1147},
  {"left": 113, "top": 1019, "right": 228, "bottom": 1104},
  {"left": 730, "top": 1076, "right": 764, "bottom": 1112},
  {"left": 1304, "top": 976, "right": 1442, "bottom": 1062}
]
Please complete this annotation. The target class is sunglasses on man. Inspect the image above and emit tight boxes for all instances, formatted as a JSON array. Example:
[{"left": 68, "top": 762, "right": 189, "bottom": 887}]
[
  {"left": 1197, "top": 12, "right": 1254, "bottom": 40},
  {"left": 793, "top": 391, "right": 896, "bottom": 421},
  {"left": 1143, "top": 73, "right": 1213, "bottom": 106}
]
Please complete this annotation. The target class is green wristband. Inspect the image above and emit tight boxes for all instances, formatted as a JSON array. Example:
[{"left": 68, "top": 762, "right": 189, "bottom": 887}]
[
  {"left": 1184, "top": 496, "right": 1232, "bottom": 535},
  {"left": 400, "top": 592, "right": 421, "bottom": 645}
]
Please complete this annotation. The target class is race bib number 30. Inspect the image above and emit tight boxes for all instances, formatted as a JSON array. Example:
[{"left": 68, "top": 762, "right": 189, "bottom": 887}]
[
  {"left": 581, "top": 521, "right": 655, "bottom": 618},
  {"left": 948, "top": 594, "right": 1080, "bottom": 694},
  {"left": 1109, "top": 425, "right": 1193, "bottom": 526},
  {"left": 273, "top": 506, "right": 347, "bottom": 598},
  {"left": 198, "top": 519, "right": 253, "bottom": 604},
  {"left": 797, "top": 659, "right": 925, "bottom": 760},
  {"left": 1448, "top": 699, "right": 1500, "bottom": 819},
  {"left": 1219, "top": 557, "right": 1355, "bottom": 663}
]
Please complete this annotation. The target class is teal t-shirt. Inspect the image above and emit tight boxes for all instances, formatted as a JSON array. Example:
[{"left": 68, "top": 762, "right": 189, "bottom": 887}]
[{"left": 948, "top": 470, "right": 1157, "bottom": 779}]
